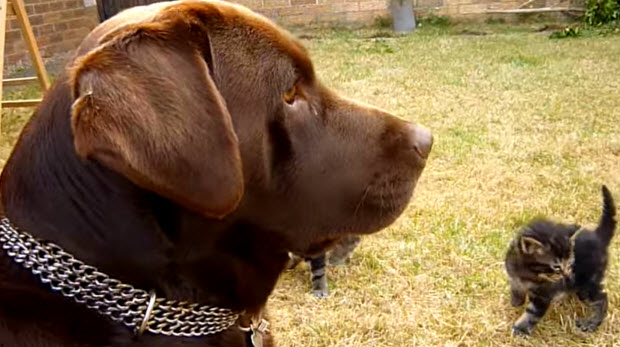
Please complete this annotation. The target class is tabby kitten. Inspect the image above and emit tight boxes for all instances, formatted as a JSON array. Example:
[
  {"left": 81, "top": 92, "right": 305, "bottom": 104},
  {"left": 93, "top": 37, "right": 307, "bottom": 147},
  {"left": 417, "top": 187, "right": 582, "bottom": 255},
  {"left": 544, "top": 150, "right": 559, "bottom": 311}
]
[
  {"left": 287, "top": 235, "right": 361, "bottom": 298},
  {"left": 505, "top": 185, "right": 616, "bottom": 336}
]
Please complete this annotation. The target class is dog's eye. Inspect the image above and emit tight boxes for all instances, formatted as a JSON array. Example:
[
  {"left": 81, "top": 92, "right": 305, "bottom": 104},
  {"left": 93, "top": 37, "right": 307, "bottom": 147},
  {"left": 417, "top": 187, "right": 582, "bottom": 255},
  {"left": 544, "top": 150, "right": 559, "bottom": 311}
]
[{"left": 283, "top": 86, "right": 297, "bottom": 105}]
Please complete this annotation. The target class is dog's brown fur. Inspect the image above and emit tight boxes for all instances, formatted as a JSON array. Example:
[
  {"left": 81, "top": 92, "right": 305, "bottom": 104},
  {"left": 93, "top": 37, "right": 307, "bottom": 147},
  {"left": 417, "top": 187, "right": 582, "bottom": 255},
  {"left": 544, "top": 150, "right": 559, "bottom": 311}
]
[{"left": 0, "top": 1, "right": 432, "bottom": 346}]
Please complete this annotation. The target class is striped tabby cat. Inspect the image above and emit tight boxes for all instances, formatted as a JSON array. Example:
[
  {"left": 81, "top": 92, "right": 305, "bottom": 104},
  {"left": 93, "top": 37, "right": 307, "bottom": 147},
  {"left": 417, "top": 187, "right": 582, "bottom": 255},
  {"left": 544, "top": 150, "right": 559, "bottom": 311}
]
[
  {"left": 505, "top": 185, "right": 616, "bottom": 336},
  {"left": 288, "top": 235, "right": 361, "bottom": 298}
]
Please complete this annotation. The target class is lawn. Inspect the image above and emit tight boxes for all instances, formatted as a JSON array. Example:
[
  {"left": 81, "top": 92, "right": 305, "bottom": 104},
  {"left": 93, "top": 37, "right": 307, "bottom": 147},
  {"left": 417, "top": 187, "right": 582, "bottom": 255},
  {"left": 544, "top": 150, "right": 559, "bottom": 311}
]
[{"left": 2, "top": 20, "right": 620, "bottom": 347}]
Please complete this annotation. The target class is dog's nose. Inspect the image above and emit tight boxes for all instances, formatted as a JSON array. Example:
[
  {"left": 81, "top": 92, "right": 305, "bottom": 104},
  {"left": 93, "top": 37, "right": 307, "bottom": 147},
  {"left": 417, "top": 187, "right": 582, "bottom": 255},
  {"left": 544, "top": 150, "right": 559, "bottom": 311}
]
[{"left": 406, "top": 124, "right": 433, "bottom": 159}]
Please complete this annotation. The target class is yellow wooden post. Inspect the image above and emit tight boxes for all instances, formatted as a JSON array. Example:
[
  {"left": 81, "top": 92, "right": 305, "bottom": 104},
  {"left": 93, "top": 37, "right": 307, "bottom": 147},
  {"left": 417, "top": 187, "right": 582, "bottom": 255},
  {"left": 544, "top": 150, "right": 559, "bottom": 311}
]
[
  {"left": 0, "top": 0, "right": 9, "bottom": 134},
  {"left": 11, "top": 0, "right": 50, "bottom": 90},
  {"left": 0, "top": 0, "right": 51, "bottom": 136}
]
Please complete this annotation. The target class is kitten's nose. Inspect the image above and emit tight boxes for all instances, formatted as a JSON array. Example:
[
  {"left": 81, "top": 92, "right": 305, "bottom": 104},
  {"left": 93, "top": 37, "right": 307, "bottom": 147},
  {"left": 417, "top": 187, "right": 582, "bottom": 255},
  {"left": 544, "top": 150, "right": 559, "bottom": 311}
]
[{"left": 405, "top": 124, "right": 433, "bottom": 159}]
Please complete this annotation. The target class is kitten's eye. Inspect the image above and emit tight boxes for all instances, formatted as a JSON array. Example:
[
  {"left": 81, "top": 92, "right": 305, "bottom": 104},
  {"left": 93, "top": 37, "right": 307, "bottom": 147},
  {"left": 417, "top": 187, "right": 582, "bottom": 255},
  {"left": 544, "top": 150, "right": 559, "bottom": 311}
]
[
  {"left": 283, "top": 85, "right": 297, "bottom": 105},
  {"left": 551, "top": 264, "right": 562, "bottom": 272}
]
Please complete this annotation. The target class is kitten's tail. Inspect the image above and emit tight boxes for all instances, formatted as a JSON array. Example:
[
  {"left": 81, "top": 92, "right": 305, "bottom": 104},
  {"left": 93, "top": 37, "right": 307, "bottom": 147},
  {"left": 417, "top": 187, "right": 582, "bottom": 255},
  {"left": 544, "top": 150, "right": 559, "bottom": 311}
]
[{"left": 596, "top": 185, "right": 617, "bottom": 245}]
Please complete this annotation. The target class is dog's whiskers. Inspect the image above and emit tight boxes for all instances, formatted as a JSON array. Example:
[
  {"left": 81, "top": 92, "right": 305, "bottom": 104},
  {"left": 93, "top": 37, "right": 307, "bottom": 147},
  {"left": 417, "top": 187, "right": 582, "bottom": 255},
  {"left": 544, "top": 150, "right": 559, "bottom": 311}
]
[{"left": 353, "top": 185, "right": 372, "bottom": 216}]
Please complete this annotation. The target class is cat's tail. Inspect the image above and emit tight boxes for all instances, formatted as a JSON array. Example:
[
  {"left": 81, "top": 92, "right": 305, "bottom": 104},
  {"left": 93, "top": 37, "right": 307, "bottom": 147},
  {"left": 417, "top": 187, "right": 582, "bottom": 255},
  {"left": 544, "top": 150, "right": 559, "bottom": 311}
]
[{"left": 596, "top": 185, "right": 617, "bottom": 245}]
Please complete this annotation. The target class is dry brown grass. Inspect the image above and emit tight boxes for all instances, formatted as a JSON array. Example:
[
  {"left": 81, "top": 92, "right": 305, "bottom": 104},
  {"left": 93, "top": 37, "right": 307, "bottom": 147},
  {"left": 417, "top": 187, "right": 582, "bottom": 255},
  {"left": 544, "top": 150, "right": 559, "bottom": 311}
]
[
  {"left": 1, "top": 22, "right": 619, "bottom": 347},
  {"left": 271, "top": 24, "right": 620, "bottom": 346}
]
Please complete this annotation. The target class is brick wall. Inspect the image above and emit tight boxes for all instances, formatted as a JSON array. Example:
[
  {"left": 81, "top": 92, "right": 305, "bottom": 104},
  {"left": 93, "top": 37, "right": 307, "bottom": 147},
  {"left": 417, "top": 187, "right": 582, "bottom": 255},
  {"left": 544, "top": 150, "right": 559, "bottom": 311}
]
[
  {"left": 2, "top": 0, "right": 583, "bottom": 69},
  {"left": 412, "top": 0, "right": 582, "bottom": 18},
  {"left": 3, "top": 0, "right": 388, "bottom": 69},
  {"left": 247, "top": 0, "right": 582, "bottom": 25},
  {"left": 238, "top": 0, "right": 388, "bottom": 26},
  {"left": 4, "top": 0, "right": 388, "bottom": 69},
  {"left": 4, "top": 0, "right": 99, "bottom": 66}
]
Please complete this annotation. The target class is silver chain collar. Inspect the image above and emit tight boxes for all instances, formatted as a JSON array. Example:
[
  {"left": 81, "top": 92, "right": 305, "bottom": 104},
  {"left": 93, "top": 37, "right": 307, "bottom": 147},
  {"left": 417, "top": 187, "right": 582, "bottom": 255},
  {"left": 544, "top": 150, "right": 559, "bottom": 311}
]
[{"left": 0, "top": 217, "right": 240, "bottom": 338}]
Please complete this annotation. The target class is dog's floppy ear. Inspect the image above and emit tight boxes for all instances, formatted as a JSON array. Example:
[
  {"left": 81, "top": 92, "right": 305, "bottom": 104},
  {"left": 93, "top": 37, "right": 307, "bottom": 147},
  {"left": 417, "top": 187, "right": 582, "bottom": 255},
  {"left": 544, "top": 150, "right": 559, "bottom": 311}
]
[{"left": 70, "top": 22, "right": 243, "bottom": 219}]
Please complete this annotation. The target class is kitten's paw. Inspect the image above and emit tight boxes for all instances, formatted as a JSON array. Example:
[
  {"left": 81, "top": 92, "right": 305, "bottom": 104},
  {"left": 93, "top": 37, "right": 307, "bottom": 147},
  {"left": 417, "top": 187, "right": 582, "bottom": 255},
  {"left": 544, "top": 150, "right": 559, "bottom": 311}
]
[
  {"left": 576, "top": 318, "right": 600, "bottom": 332},
  {"left": 511, "top": 325, "right": 531, "bottom": 337},
  {"left": 286, "top": 255, "right": 303, "bottom": 270},
  {"left": 328, "top": 256, "right": 347, "bottom": 266},
  {"left": 312, "top": 289, "right": 328, "bottom": 298}
]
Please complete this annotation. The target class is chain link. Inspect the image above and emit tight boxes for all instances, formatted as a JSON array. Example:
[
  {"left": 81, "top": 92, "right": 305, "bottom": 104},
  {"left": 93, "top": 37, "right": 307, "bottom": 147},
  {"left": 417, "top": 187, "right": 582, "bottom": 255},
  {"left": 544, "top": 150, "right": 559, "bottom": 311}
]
[{"left": 0, "top": 218, "right": 239, "bottom": 337}]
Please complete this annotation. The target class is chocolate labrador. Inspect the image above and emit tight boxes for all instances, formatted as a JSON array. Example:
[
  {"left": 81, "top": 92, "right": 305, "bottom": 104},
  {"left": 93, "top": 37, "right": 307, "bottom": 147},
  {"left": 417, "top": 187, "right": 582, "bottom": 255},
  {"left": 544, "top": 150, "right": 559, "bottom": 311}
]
[{"left": 0, "top": 1, "right": 432, "bottom": 346}]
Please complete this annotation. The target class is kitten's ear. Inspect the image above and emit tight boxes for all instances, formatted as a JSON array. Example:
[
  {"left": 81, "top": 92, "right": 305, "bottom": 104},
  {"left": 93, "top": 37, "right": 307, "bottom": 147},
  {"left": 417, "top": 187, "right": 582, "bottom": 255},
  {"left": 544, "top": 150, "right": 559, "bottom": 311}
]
[{"left": 520, "top": 236, "right": 544, "bottom": 255}]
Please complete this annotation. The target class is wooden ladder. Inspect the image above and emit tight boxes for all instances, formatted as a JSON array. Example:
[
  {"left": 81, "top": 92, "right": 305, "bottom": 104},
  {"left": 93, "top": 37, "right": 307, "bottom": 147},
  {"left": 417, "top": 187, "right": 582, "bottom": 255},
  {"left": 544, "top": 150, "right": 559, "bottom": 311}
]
[{"left": 0, "top": 0, "right": 51, "bottom": 133}]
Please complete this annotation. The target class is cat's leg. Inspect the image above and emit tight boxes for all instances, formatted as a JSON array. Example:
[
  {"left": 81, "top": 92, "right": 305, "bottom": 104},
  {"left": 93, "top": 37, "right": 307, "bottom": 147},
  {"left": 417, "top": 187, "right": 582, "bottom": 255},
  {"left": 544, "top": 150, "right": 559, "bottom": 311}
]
[
  {"left": 308, "top": 254, "right": 329, "bottom": 298},
  {"left": 509, "top": 279, "right": 527, "bottom": 307},
  {"left": 286, "top": 253, "right": 304, "bottom": 270},
  {"left": 329, "top": 235, "right": 361, "bottom": 266},
  {"left": 512, "top": 292, "right": 551, "bottom": 336},
  {"left": 576, "top": 284, "right": 608, "bottom": 332}
]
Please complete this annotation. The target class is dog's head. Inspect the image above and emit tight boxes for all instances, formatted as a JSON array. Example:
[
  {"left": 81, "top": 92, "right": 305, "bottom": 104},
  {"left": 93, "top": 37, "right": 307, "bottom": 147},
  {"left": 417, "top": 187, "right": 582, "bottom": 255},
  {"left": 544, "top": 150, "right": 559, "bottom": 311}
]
[{"left": 70, "top": 0, "right": 432, "bottom": 257}]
